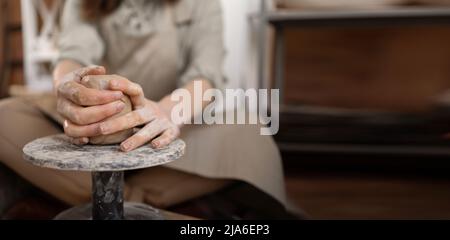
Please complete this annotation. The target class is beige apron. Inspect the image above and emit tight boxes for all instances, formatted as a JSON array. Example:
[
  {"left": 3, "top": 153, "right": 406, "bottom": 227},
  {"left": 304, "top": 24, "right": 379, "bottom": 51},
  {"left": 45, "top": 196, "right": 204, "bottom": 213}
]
[
  {"left": 100, "top": 2, "right": 179, "bottom": 101},
  {"left": 33, "top": 2, "right": 287, "bottom": 207}
]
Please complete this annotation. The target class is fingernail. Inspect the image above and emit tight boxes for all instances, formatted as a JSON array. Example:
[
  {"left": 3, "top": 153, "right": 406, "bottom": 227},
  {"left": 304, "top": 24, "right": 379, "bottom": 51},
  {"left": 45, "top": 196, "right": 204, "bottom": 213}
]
[
  {"left": 110, "top": 80, "right": 119, "bottom": 88},
  {"left": 81, "top": 76, "right": 89, "bottom": 84},
  {"left": 114, "top": 91, "right": 123, "bottom": 98},
  {"left": 116, "top": 102, "right": 125, "bottom": 111},
  {"left": 121, "top": 141, "right": 132, "bottom": 151},
  {"left": 82, "top": 137, "right": 89, "bottom": 144},
  {"left": 94, "top": 66, "right": 105, "bottom": 74},
  {"left": 63, "top": 120, "right": 69, "bottom": 129},
  {"left": 152, "top": 141, "right": 159, "bottom": 148},
  {"left": 100, "top": 123, "right": 110, "bottom": 134}
]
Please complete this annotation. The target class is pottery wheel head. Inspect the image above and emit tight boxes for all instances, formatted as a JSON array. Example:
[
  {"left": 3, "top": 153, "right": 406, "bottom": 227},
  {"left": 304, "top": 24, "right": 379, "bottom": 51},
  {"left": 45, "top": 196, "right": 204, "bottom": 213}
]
[{"left": 23, "top": 134, "right": 185, "bottom": 172}]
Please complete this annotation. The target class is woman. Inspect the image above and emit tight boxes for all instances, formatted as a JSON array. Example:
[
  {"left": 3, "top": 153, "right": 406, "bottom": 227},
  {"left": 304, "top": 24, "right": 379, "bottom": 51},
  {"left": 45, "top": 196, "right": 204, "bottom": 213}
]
[{"left": 0, "top": 0, "right": 286, "bottom": 217}]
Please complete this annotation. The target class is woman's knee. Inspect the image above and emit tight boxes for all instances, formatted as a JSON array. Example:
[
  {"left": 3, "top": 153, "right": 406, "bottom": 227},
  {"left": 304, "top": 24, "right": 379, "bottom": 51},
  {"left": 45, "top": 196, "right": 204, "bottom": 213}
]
[
  {"left": 0, "top": 98, "right": 23, "bottom": 124},
  {"left": 0, "top": 98, "right": 61, "bottom": 150}
]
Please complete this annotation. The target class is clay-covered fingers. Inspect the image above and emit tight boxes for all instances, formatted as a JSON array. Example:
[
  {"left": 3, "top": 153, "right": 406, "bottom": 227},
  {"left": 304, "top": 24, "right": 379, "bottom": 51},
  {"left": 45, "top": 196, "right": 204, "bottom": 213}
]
[
  {"left": 99, "top": 108, "right": 155, "bottom": 136},
  {"left": 151, "top": 126, "right": 180, "bottom": 149},
  {"left": 57, "top": 97, "right": 126, "bottom": 125},
  {"left": 119, "top": 119, "right": 166, "bottom": 152},
  {"left": 71, "top": 137, "right": 89, "bottom": 146},
  {"left": 63, "top": 120, "right": 102, "bottom": 138},
  {"left": 73, "top": 66, "right": 106, "bottom": 81},
  {"left": 120, "top": 119, "right": 178, "bottom": 152},
  {"left": 80, "top": 75, "right": 110, "bottom": 90},
  {"left": 106, "top": 75, "right": 146, "bottom": 108},
  {"left": 60, "top": 66, "right": 106, "bottom": 84},
  {"left": 57, "top": 80, "right": 124, "bottom": 107}
]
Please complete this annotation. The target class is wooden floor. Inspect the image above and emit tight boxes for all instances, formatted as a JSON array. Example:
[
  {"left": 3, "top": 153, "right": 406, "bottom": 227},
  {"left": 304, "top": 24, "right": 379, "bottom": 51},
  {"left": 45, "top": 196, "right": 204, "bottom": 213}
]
[{"left": 285, "top": 169, "right": 450, "bottom": 219}]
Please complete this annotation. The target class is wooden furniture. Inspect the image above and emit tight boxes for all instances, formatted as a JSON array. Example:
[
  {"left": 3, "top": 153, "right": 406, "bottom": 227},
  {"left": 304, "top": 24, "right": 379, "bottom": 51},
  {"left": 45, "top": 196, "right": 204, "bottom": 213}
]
[
  {"left": 255, "top": 2, "right": 450, "bottom": 159},
  {"left": 259, "top": 7, "right": 450, "bottom": 104},
  {"left": 0, "top": 0, "right": 7, "bottom": 98},
  {"left": 0, "top": 0, "right": 24, "bottom": 98}
]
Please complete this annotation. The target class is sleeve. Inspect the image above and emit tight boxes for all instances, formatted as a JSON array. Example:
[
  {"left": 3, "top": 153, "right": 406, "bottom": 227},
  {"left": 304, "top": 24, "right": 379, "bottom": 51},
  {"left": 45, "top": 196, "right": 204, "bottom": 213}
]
[
  {"left": 178, "top": 0, "right": 226, "bottom": 90},
  {"left": 56, "top": 0, "right": 105, "bottom": 67}
]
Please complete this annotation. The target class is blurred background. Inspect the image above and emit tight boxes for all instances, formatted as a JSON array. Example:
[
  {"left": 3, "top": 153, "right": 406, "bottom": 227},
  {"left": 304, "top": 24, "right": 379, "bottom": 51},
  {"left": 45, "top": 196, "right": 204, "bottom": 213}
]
[{"left": 1, "top": 0, "right": 450, "bottom": 219}]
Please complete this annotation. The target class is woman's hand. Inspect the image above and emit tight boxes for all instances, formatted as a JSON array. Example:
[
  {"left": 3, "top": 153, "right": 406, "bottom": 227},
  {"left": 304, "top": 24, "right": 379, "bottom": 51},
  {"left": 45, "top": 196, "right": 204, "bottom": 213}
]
[
  {"left": 55, "top": 66, "right": 126, "bottom": 145},
  {"left": 82, "top": 74, "right": 180, "bottom": 152}
]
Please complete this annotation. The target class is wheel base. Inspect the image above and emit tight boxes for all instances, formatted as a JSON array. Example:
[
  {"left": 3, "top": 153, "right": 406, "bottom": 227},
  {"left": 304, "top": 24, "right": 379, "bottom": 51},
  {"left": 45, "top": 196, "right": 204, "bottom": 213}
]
[{"left": 54, "top": 202, "right": 164, "bottom": 220}]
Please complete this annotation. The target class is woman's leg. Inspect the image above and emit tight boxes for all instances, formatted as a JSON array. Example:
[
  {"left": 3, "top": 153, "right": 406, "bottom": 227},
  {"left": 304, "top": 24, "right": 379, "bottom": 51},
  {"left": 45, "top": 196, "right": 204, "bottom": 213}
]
[
  {"left": 0, "top": 98, "right": 91, "bottom": 205},
  {"left": 125, "top": 166, "right": 231, "bottom": 208},
  {"left": 167, "top": 122, "right": 287, "bottom": 207}
]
